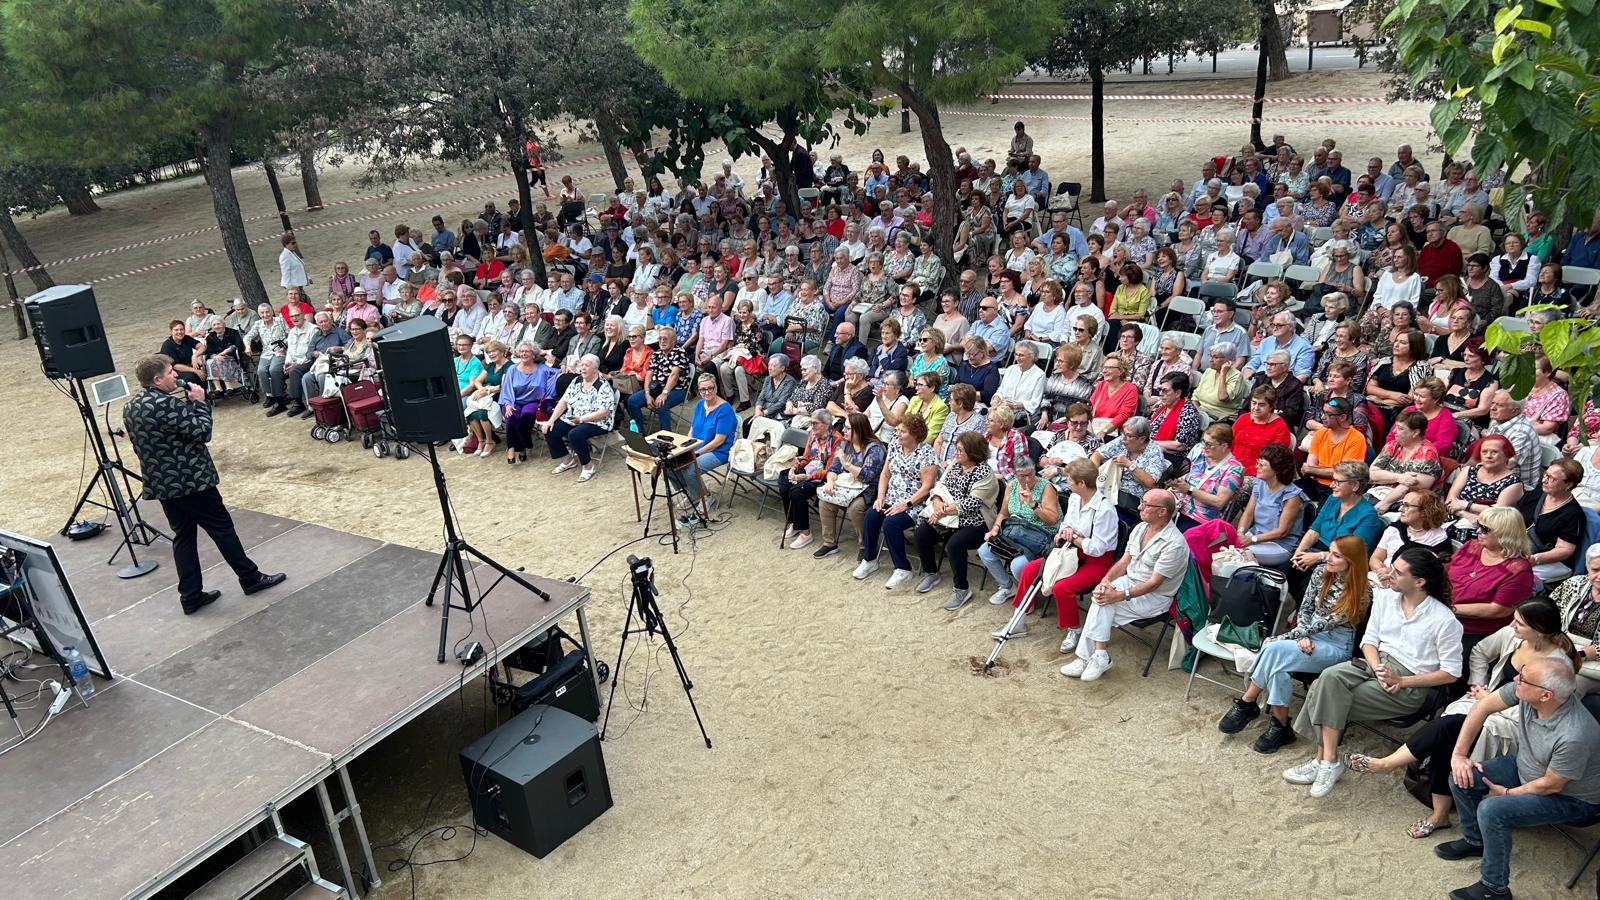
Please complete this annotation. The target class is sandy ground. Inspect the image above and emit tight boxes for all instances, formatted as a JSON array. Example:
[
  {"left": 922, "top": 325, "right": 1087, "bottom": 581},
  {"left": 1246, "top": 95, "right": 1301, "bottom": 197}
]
[{"left": 1, "top": 69, "right": 1586, "bottom": 899}]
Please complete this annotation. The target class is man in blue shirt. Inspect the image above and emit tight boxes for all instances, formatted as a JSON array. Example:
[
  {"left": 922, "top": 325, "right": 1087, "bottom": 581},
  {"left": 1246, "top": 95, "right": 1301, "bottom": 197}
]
[
  {"left": 1323, "top": 150, "right": 1353, "bottom": 200},
  {"left": 1031, "top": 210, "right": 1090, "bottom": 261},
  {"left": 1018, "top": 154, "right": 1051, "bottom": 205},
  {"left": 1365, "top": 157, "right": 1396, "bottom": 203},
  {"left": 672, "top": 373, "right": 739, "bottom": 527},
  {"left": 1563, "top": 210, "right": 1600, "bottom": 269},
  {"left": 758, "top": 275, "right": 793, "bottom": 345},
  {"left": 1262, "top": 218, "right": 1312, "bottom": 266},
  {"left": 1243, "top": 311, "right": 1314, "bottom": 380},
  {"left": 968, "top": 298, "right": 1012, "bottom": 359}
]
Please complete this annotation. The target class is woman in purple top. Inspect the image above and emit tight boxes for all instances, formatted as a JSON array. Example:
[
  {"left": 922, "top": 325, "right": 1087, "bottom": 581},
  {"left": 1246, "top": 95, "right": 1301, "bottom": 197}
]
[{"left": 500, "top": 340, "right": 558, "bottom": 464}]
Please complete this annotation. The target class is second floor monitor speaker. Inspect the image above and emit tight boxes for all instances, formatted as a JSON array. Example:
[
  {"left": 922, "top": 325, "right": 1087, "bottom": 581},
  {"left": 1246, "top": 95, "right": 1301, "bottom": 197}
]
[
  {"left": 373, "top": 316, "right": 466, "bottom": 443},
  {"left": 26, "top": 285, "right": 114, "bottom": 380}
]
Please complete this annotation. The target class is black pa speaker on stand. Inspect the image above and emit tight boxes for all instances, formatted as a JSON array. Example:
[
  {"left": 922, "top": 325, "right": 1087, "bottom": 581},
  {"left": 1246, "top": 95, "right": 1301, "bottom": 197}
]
[
  {"left": 459, "top": 704, "right": 613, "bottom": 858},
  {"left": 25, "top": 285, "right": 114, "bottom": 380},
  {"left": 373, "top": 316, "right": 466, "bottom": 443}
]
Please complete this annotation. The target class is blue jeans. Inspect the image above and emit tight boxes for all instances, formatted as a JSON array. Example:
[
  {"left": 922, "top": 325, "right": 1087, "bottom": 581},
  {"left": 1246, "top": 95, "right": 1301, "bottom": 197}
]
[
  {"left": 255, "top": 354, "right": 285, "bottom": 399},
  {"left": 626, "top": 387, "right": 685, "bottom": 433},
  {"left": 977, "top": 542, "right": 1032, "bottom": 590},
  {"left": 668, "top": 453, "right": 724, "bottom": 501},
  {"left": 860, "top": 508, "right": 917, "bottom": 570},
  {"left": 1249, "top": 627, "right": 1353, "bottom": 708},
  {"left": 1452, "top": 754, "right": 1600, "bottom": 893}
]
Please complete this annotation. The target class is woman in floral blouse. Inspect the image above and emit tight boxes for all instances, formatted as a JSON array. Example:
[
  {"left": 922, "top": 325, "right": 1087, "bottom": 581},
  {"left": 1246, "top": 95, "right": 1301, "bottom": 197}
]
[
  {"left": 1174, "top": 422, "right": 1245, "bottom": 526},
  {"left": 857, "top": 414, "right": 940, "bottom": 584},
  {"left": 911, "top": 431, "right": 1000, "bottom": 610}
]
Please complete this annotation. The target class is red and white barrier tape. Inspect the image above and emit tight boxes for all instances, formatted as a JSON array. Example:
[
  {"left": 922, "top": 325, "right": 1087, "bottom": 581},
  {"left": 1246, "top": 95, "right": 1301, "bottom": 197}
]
[
  {"left": 944, "top": 109, "right": 1429, "bottom": 128},
  {"left": 981, "top": 93, "right": 1403, "bottom": 104}
]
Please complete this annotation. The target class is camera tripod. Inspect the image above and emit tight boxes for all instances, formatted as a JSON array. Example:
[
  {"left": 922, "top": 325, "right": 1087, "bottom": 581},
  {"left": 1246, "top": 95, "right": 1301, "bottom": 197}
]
[
  {"left": 60, "top": 376, "right": 167, "bottom": 578},
  {"left": 421, "top": 442, "right": 550, "bottom": 663},
  {"left": 601, "top": 555, "right": 711, "bottom": 748}
]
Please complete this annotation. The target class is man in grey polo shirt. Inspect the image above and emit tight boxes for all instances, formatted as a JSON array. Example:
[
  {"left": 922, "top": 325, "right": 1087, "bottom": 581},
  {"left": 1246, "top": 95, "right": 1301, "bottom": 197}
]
[{"left": 1434, "top": 657, "right": 1600, "bottom": 900}]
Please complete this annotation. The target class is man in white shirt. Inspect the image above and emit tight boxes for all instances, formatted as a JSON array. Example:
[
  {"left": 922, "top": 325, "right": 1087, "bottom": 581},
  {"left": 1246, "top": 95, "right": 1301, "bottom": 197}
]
[
  {"left": 1061, "top": 488, "right": 1189, "bottom": 682},
  {"left": 379, "top": 265, "right": 403, "bottom": 307},
  {"left": 720, "top": 159, "right": 745, "bottom": 197},
  {"left": 278, "top": 233, "right": 307, "bottom": 293},
  {"left": 1089, "top": 201, "right": 1123, "bottom": 238}
]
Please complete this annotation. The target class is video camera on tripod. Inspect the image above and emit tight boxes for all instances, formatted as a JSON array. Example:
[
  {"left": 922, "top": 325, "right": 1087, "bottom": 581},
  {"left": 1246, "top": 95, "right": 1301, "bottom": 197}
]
[{"left": 601, "top": 554, "right": 711, "bottom": 748}]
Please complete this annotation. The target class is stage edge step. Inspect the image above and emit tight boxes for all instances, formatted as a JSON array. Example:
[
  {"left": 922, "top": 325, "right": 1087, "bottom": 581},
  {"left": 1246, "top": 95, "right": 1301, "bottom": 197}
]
[
  {"left": 186, "top": 833, "right": 316, "bottom": 900},
  {"left": 285, "top": 877, "right": 347, "bottom": 900}
]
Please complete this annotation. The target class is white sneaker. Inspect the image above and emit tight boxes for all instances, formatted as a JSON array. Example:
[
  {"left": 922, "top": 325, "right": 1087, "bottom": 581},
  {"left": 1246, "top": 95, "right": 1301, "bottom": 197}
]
[
  {"left": 885, "top": 568, "right": 913, "bottom": 590},
  {"left": 1310, "top": 760, "right": 1346, "bottom": 798},
  {"left": 790, "top": 533, "right": 813, "bottom": 550},
  {"left": 853, "top": 558, "right": 881, "bottom": 580},
  {"left": 1283, "top": 758, "right": 1321, "bottom": 785},
  {"left": 987, "top": 586, "right": 1013, "bottom": 605},
  {"left": 915, "top": 572, "right": 941, "bottom": 593},
  {"left": 1060, "top": 657, "right": 1088, "bottom": 678},
  {"left": 1080, "top": 650, "right": 1113, "bottom": 681},
  {"left": 552, "top": 457, "right": 577, "bottom": 475},
  {"left": 991, "top": 622, "right": 1028, "bottom": 640},
  {"left": 1059, "top": 628, "right": 1082, "bottom": 654}
]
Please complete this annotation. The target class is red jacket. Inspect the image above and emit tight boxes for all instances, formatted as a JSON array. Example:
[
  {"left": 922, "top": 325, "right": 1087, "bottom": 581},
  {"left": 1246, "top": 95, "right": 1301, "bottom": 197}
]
[{"left": 1417, "top": 239, "right": 1463, "bottom": 288}]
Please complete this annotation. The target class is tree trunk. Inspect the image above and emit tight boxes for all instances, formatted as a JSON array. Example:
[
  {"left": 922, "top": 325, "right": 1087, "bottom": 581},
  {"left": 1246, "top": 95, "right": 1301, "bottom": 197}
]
[
  {"left": 1249, "top": 37, "right": 1270, "bottom": 151},
  {"left": 505, "top": 138, "right": 549, "bottom": 289},
  {"left": 1258, "top": 0, "right": 1290, "bottom": 82},
  {"left": 262, "top": 159, "right": 293, "bottom": 235},
  {"left": 1089, "top": 64, "right": 1106, "bottom": 203},
  {"left": 0, "top": 206, "right": 56, "bottom": 292},
  {"left": 899, "top": 89, "right": 958, "bottom": 293},
  {"left": 200, "top": 116, "right": 270, "bottom": 311},
  {"left": 299, "top": 145, "right": 324, "bottom": 210},
  {"left": 593, "top": 111, "right": 630, "bottom": 192},
  {"left": 747, "top": 131, "right": 801, "bottom": 223},
  {"left": 0, "top": 236, "right": 24, "bottom": 339},
  {"left": 59, "top": 184, "right": 100, "bottom": 215}
]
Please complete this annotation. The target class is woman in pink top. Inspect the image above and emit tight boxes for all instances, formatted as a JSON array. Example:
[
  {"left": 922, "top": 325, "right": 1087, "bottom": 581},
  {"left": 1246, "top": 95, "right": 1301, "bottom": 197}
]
[
  {"left": 1087, "top": 354, "right": 1139, "bottom": 437},
  {"left": 1400, "top": 377, "right": 1459, "bottom": 456}
]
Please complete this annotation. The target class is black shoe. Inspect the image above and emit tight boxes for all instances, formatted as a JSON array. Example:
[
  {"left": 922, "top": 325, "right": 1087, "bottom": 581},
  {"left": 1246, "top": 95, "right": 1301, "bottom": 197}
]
[
  {"left": 1435, "top": 839, "right": 1485, "bottom": 862},
  {"left": 180, "top": 590, "right": 221, "bottom": 615},
  {"left": 1218, "top": 698, "right": 1260, "bottom": 734},
  {"left": 285, "top": 403, "right": 305, "bottom": 418},
  {"left": 265, "top": 402, "right": 286, "bottom": 417},
  {"left": 241, "top": 572, "right": 287, "bottom": 596},
  {"left": 298, "top": 407, "right": 315, "bottom": 419},
  {"left": 1448, "top": 881, "right": 1511, "bottom": 900},
  {"left": 1252, "top": 719, "right": 1298, "bottom": 754},
  {"left": 812, "top": 543, "right": 840, "bottom": 559}
]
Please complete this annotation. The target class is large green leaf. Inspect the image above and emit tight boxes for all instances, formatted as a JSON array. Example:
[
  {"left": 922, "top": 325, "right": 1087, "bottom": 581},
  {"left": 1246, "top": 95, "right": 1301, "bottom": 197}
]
[{"left": 1498, "top": 350, "right": 1536, "bottom": 399}]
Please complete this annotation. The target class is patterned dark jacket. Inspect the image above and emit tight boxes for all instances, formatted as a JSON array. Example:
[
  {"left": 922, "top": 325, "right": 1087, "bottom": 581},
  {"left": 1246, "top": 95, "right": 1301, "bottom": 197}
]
[{"left": 122, "top": 388, "right": 219, "bottom": 501}]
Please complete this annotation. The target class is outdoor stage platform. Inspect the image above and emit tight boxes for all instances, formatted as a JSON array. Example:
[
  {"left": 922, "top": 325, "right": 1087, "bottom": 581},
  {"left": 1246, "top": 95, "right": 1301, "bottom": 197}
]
[{"left": 0, "top": 508, "right": 595, "bottom": 900}]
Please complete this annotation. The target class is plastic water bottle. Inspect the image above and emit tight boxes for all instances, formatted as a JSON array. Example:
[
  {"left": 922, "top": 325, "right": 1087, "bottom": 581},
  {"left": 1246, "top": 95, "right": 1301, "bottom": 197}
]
[{"left": 63, "top": 646, "right": 94, "bottom": 700}]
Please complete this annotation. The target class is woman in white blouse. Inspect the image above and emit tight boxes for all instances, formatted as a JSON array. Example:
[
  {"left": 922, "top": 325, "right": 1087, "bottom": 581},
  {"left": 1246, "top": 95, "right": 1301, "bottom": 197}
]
[
  {"left": 992, "top": 341, "right": 1047, "bottom": 424},
  {"left": 994, "top": 457, "right": 1119, "bottom": 652},
  {"left": 1372, "top": 245, "right": 1423, "bottom": 312},
  {"left": 629, "top": 246, "right": 663, "bottom": 294}
]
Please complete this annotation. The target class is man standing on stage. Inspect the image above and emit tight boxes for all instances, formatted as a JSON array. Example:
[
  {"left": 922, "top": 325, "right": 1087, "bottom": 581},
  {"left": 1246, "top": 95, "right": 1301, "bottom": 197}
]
[{"left": 123, "top": 356, "right": 286, "bottom": 614}]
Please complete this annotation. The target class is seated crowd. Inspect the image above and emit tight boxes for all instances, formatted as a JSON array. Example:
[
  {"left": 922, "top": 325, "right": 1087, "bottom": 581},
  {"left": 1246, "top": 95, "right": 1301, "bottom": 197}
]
[{"left": 166, "top": 124, "right": 1600, "bottom": 900}]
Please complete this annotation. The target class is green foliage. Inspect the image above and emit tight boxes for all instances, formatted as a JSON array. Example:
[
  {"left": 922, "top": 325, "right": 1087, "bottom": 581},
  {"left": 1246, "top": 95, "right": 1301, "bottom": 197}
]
[
  {"left": 1039, "top": 0, "right": 1249, "bottom": 78},
  {"left": 1387, "top": 0, "right": 1600, "bottom": 228},
  {"left": 1484, "top": 304, "right": 1600, "bottom": 438},
  {"left": 0, "top": 0, "right": 306, "bottom": 167}
]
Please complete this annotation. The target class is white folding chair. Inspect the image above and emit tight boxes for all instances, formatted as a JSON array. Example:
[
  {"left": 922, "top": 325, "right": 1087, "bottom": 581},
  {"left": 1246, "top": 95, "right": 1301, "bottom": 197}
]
[
  {"left": 1159, "top": 294, "right": 1206, "bottom": 331},
  {"left": 1562, "top": 266, "right": 1600, "bottom": 288},
  {"left": 1183, "top": 567, "right": 1291, "bottom": 701}
]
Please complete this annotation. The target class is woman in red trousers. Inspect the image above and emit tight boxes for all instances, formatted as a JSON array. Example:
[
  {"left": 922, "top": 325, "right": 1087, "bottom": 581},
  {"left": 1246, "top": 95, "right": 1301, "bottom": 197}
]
[{"left": 996, "top": 458, "right": 1120, "bottom": 653}]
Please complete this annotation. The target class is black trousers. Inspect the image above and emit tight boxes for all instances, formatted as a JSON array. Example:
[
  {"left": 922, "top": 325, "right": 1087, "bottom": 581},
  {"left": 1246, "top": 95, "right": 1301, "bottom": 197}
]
[
  {"left": 913, "top": 522, "right": 986, "bottom": 589},
  {"left": 778, "top": 470, "right": 823, "bottom": 532},
  {"left": 158, "top": 487, "right": 262, "bottom": 602}
]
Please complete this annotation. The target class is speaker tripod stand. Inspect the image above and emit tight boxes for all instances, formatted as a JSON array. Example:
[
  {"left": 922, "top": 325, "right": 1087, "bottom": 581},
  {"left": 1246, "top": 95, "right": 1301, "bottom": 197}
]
[
  {"left": 421, "top": 442, "right": 551, "bottom": 663},
  {"left": 60, "top": 376, "right": 166, "bottom": 578},
  {"left": 601, "top": 554, "right": 711, "bottom": 748}
]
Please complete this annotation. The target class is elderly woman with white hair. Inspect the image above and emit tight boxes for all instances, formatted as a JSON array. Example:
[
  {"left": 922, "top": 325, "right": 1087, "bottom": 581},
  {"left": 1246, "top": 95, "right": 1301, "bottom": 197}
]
[
  {"left": 541, "top": 353, "right": 616, "bottom": 482},
  {"left": 1202, "top": 228, "right": 1241, "bottom": 284},
  {"left": 784, "top": 354, "right": 834, "bottom": 420},
  {"left": 826, "top": 356, "right": 875, "bottom": 422},
  {"left": 1089, "top": 415, "right": 1170, "bottom": 508},
  {"left": 992, "top": 340, "right": 1047, "bottom": 424},
  {"left": 1194, "top": 340, "right": 1247, "bottom": 419}
]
